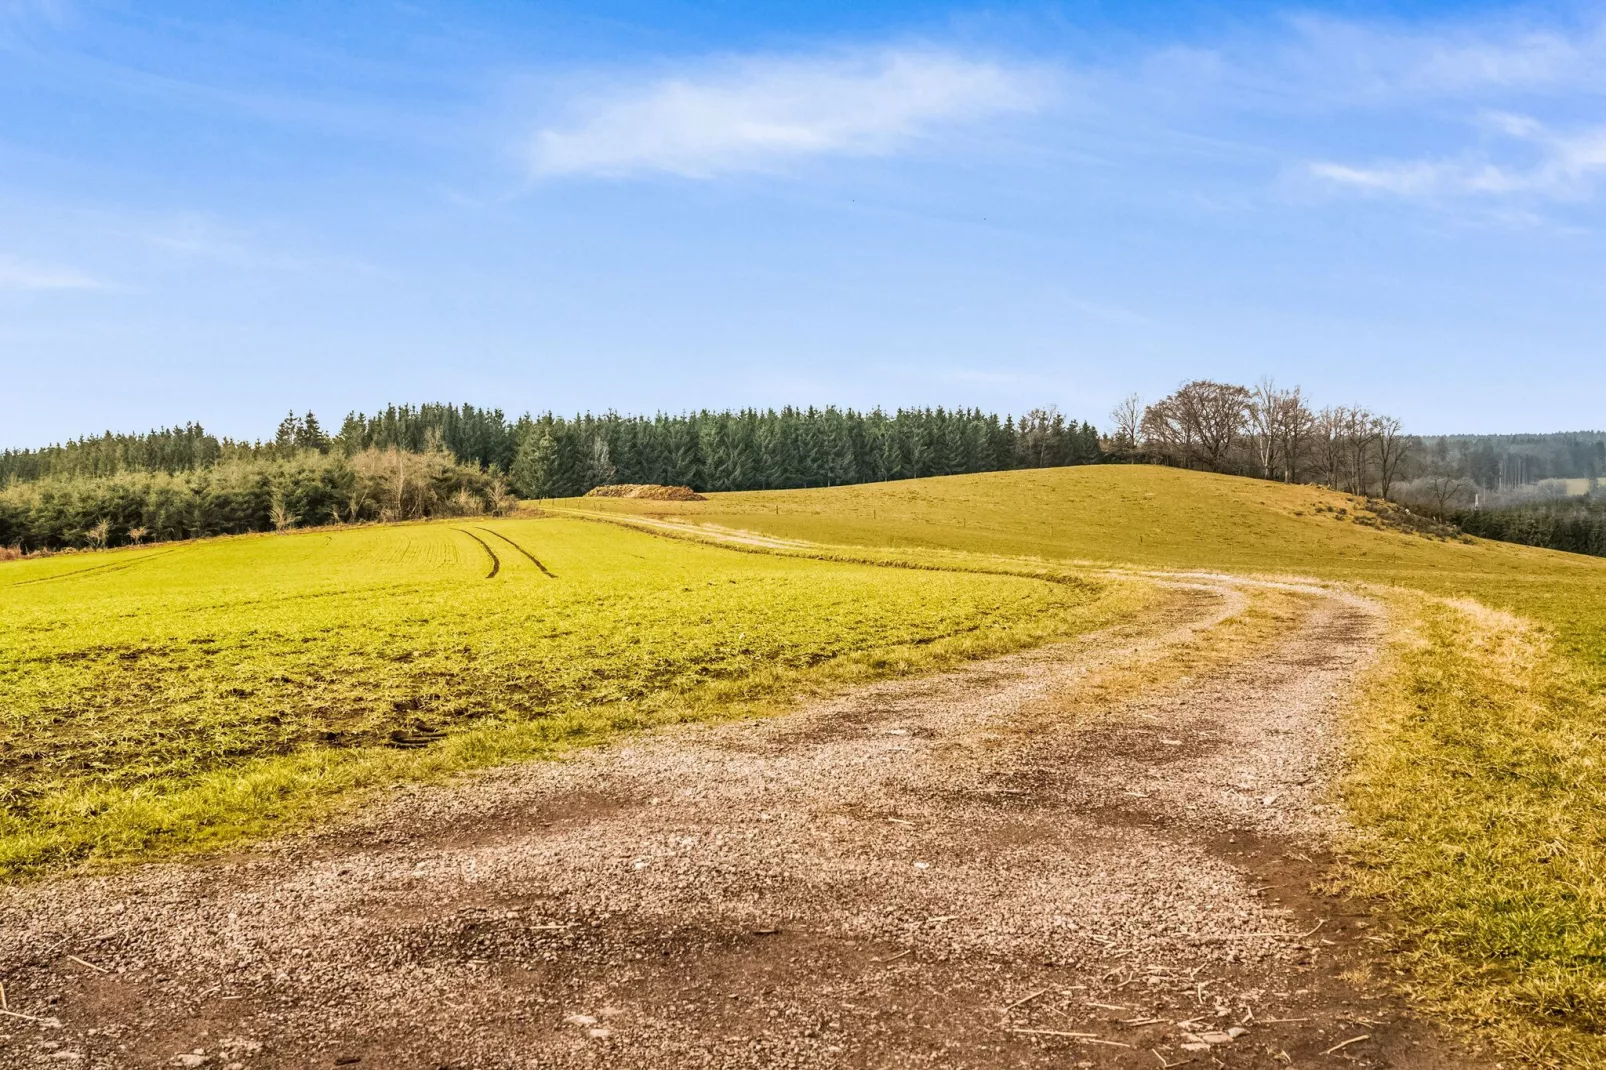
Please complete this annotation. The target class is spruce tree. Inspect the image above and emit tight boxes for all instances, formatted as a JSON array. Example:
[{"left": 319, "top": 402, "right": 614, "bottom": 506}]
[
  {"left": 548, "top": 421, "right": 584, "bottom": 496},
  {"left": 297, "top": 412, "right": 330, "bottom": 453},
  {"left": 510, "top": 429, "right": 556, "bottom": 498},
  {"left": 584, "top": 434, "right": 617, "bottom": 490},
  {"left": 274, "top": 412, "right": 300, "bottom": 453}
]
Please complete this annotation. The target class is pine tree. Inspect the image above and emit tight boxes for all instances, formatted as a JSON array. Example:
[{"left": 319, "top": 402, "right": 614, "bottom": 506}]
[
  {"left": 297, "top": 412, "right": 330, "bottom": 453},
  {"left": 274, "top": 412, "right": 300, "bottom": 453},
  {"left": 822, "top": 410, "right": 856, "bottom": 486},
  {"left": 510, "top": 429, "right": 556, "bottom": 498},
  {"left": 873, "top": 423, "right": 903, "bottom": 482},
  {"left": 548, "top": 422, "right": 584, "bottom": 497},
  {"left": 584, "top": 434, "right": 617, "bottom": 490},
  {"left": 664, "top": 419, "right": 701, "bottom": 488}
]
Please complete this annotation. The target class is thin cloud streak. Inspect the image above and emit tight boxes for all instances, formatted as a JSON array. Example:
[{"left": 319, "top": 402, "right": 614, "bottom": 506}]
[
  {"left": 0, "top": 254, "right": 101, "bottom": 291},
  {"left": 528, "top": 48, "right": 1053, "bottom": 179},
  {"left": 1310, "top": 115, "right": 1606, "bottom": 201},
  {"left": 1274, "top": 12, "right": 1606, "bottom": 102}
]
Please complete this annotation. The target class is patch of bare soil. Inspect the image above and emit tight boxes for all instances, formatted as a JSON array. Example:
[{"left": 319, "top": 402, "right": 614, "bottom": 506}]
[{"left": 0, "top": 578, "right": 1490, "bottom": 1069}]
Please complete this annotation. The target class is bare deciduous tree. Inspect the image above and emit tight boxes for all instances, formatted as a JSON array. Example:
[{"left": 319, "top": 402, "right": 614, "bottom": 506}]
[
  {"left": 586, "top": 435, "right": 617, "bottom": 488},
  {"left": 1247, "top": 378, "right": 1280, "bottom": 479},
  {"left": 1109, "top": 394, "right": 1143, "bottom": 451},
  {"left": 1374, "top": 416, "right": 1410, "bottom": 500},
  {"left": 1341, "top": 407, "right": 1380, "bottom": 496},
  {"left": 269, "top": 495, "right": 300, "bottom": 532},
  {"left": 1422, "top": 473, "right": 1471, "bottom": 518},
  {"left": 1274, "top": 387, "right": 1314, "bottom": 483},
  {"left": 1139, "top": 396, "right": 1193, "bottom": 467},
  {"left": 1141, "top": 380, "right": 1249, "bottom": 471},
  {"left": 1315, "top": 407, "right": 1348, "bottom": 490}
]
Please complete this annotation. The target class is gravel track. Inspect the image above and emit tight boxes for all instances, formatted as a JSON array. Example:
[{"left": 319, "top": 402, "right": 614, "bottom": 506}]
[{"left": 0, "top": 572, "right": 1486, "bottom": 1069}]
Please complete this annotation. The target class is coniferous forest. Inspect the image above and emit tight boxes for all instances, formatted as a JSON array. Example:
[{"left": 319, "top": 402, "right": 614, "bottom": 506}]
[
  {"left": 0, "top": 405, "right": 1101, "bottom": 551},
  {"left": 6, "top": 395, "right": 1601, "bottom": 558}
]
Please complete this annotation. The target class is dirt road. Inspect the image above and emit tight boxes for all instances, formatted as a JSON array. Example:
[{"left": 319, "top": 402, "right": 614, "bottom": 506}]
[{"left": 0, "top": 574, "right": 1485, "bottom": 1069}]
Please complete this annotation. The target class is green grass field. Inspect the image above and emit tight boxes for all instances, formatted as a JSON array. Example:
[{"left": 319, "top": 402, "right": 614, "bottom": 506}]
[
  {"left": 9, "top": 465, "right": 1606, "bottom": 1064},
  {"left": 0, "top": 514, "right": 1137, "bottom": 876},
  {"left": 569, "top": 466, "right": 1606, "bottom": 1067}
]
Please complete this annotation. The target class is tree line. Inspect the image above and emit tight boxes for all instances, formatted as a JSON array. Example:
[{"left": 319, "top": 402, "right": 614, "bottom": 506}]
[
  {"left": 1111, "top": 379, "right": 1412, "bottom": 498},
  {"left": 504, "top": 406, "right": 1099, "bottom": 498},
  {"left": 0, "top": 450, "right": 513, "bottom": 554},
  {"left": 1, "top": 404, "right": 1100, "bottom": 551},
  {"left": 1458, "top": 499, "right": 1606, "bottom": 558},
  {"left": 8, "top": 391, "right": 1601, "bottom": 561},
  {"left": 2, "top": 404, "right": 1099, "bottom": 494},
  {"left": 1423, "top": 432, "right": 1606, "bottom": 489}
]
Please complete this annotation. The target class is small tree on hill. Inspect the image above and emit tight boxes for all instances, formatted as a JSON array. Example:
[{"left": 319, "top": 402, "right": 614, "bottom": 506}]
[{"left": 1109, "top": 394, "right": 1142, "bottom": 452}]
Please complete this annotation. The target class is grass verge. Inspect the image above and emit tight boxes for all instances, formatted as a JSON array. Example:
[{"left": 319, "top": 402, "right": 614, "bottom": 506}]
[{"left": 1343, "top": 592, "right": 1606, "bottom": 1068}]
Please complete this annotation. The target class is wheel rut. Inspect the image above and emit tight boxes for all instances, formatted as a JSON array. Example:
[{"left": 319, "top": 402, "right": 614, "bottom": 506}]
[
  {"left": 477, "top": 527, "right": 557, "bottom": 578},
  {"left": 454, "top": 527, "right": 501, "bottom": 579},
  {"left": 0, "top": 572, "right": 1490, "bottom": 1069}
]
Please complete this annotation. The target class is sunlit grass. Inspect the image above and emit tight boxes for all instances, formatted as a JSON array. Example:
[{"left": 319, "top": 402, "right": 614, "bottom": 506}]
[
  {"left": 570, "top": 466, "right": 1606, "bottom": 1066},
  {"left": 0, "top": 515, "right": 1142, "bottom": 876}
]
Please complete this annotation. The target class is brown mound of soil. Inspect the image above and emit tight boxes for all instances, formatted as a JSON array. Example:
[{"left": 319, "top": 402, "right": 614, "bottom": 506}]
[{"left": 585, "top": 483, "right": 706, "bottom": 501}]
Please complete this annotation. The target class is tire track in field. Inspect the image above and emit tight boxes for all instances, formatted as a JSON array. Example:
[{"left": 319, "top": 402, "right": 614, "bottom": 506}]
[
  {"left": 477, "top": 526, "right": 557, "bottom": 578},
  {"left": 2, "top": 547, "right": 180, "bottom": 588},
  {"left": 453, "top": 527, "right": 500, "bottom": 579}
]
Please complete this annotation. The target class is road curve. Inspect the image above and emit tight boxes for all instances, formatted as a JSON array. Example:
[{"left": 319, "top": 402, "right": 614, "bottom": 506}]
[{"left": 0, "top": 565, "right": 1486, "bottom": 1069}]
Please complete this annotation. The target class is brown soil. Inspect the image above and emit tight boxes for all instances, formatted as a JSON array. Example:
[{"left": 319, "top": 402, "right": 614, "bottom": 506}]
[{"left": 0, "top": 576, "right": 1492, "bottom": 1070}]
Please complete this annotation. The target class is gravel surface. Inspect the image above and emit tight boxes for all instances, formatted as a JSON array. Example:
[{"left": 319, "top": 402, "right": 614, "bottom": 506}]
[{"left": 0, "top": 574, "right": 1488, "bottom": 1069}]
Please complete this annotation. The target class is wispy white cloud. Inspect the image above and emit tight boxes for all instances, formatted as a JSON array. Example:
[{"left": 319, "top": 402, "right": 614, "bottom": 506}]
[
  {"left": 0, "top": 254, "right": 101, "bottom": 291},
  {"left": 1310, "top": 114, "right": 1606, "bottom": 202},
  {"left": 1272, "top": 13, "right": 1606, "bottom": 102},
  {"left": 528, "top": 48, "right": 1052, "bottom": 179}
]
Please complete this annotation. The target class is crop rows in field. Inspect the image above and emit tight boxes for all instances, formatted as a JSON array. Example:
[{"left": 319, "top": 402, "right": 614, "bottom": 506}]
[{"left": 0, "top": 514, "right": 1122, "bottom": 872}]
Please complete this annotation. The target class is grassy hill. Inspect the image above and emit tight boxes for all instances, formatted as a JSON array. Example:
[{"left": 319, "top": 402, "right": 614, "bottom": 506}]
[
  {"left": 569, "top": 465, "right": 1606, "bottom": 665},
  {"left": 569, "top": 465, "right": 1606, "bottom": 1067}
]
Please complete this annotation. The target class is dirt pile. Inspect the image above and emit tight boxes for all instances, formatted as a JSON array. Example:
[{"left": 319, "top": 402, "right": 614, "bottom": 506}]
[{"left": 584, "top": 484, "right": 705, "bottom": 501}]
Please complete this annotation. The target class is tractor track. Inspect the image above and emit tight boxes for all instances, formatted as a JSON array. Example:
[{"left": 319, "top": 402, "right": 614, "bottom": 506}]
[
  {"left": 478, "top": 526, "right": 557, "bottom": 578},
  {"left": 454, "top": 527, "right": 501, "bottom": 579}
]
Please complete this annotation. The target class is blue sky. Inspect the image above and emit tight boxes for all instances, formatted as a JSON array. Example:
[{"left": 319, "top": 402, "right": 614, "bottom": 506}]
[{"left": 2, "top": 0, "right": 1603, "bottom": 446}]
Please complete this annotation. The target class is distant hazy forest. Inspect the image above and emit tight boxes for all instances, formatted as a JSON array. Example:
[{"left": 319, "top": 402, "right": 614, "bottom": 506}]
[{"left": 2, "top": 389, "right": 1601, "bottom": 556}]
